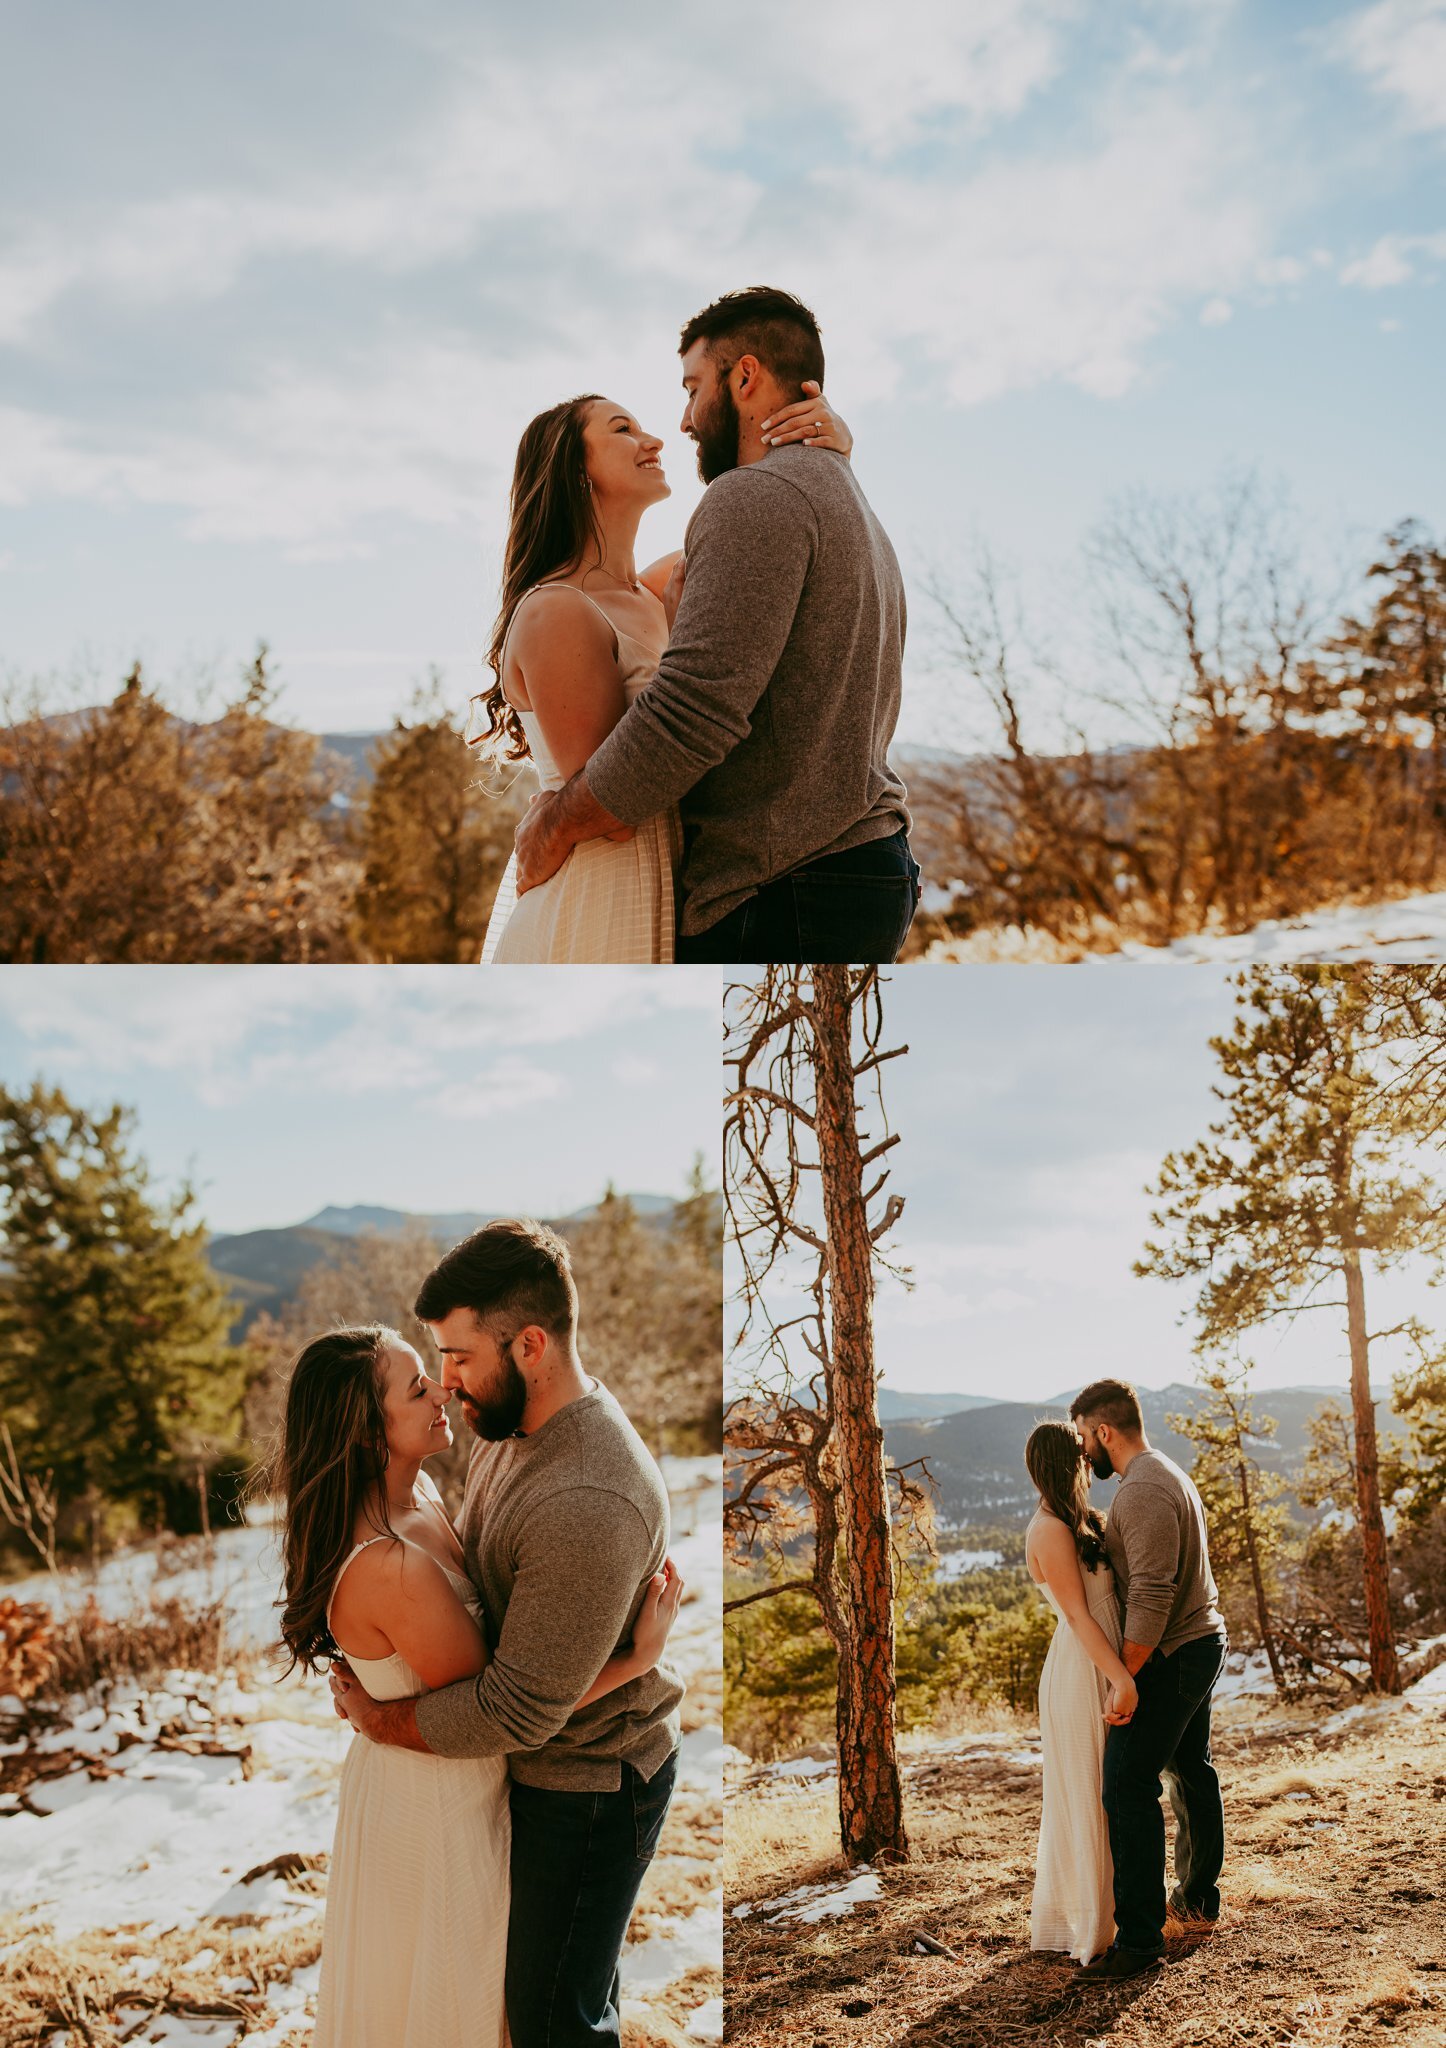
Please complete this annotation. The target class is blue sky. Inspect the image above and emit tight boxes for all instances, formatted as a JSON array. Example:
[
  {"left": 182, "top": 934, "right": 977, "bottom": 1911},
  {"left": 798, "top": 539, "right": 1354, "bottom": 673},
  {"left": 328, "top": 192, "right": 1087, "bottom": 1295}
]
[
  {"left": 2, "top": 1, "right": 1442, "bottom": 741},
  {"left": 727, "top": 966, "right": 1446, "bottom": 1401},
  {"left": 0, "top": 967, "right": 719, "bottom": 1235}
]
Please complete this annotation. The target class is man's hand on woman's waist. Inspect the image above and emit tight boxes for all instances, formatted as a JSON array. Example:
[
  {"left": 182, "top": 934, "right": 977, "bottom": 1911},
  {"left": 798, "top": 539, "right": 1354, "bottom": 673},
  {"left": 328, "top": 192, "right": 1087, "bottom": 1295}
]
[{"left": 514, "top": 771, "right": 635, "bottom": 895}]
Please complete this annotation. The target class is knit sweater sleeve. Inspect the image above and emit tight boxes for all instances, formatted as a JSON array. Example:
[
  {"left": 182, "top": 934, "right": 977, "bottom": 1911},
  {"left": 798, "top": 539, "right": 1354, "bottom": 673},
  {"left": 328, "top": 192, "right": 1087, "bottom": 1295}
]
[
  {"left": 414, "top": 1486, "right": 656, "bottom": 1758},
  {"left": 586, "top": 468, "right": 817, "bottom": 822},
  {"left": 1114, "top": 1481, "right": 1181, "bottom": 1650}
]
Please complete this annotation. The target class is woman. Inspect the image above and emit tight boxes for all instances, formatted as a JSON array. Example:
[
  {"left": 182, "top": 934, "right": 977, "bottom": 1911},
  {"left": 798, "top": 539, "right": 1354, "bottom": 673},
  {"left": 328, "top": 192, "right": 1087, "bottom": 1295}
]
[
  {"left": 1024, "top": 1419, "right": 1138, "bottom": 1966},
  {"left": 277, "top": 1324, "right": 681, "bottom": 2048},
  {"left": 473, "top": 383, "right": 852, "bottom": 962}
]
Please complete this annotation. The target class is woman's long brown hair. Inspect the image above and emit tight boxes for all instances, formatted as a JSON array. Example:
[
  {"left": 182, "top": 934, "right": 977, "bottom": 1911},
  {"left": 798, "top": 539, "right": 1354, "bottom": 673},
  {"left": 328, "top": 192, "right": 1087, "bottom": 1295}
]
[
  {"left": 1025, "top": 1419, "right": 1108, "bottom": 1569},
  {"left": 470, "top": 394, "right": 605, "bottom": 763},
  {"left": 275, "top": 1323, "right": 400, "bottom": 1674}
]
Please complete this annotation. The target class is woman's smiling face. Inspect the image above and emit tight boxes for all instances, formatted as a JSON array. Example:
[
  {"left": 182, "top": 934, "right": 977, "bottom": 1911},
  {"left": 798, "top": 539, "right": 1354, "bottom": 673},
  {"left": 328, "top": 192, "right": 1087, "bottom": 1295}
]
[
  {"left": 580, "top": 400, "right": 671, "bottom": 508},
  {"left": 378, "top": 1340, "right": 453, "bottom": 1464}
]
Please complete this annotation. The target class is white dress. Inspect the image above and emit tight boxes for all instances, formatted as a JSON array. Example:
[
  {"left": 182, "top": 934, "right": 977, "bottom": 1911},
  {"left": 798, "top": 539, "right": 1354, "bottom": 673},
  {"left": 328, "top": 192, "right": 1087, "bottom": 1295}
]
[
  {"left": 482, "top": 587, "right": 684, "bottom": 964},
  {"left": 314, "top": 1538, "right": 511, "bottom": 2048},
  {"left": 1029, "top": 1560, "right": 1121, "bottom": 1964}
]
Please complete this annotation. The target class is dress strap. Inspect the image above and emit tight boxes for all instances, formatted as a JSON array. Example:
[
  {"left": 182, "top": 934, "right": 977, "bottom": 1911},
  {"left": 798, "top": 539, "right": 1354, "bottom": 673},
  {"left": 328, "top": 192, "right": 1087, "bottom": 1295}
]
[{"left": 498, "top": 582, "right": 622, "bottom": 704}]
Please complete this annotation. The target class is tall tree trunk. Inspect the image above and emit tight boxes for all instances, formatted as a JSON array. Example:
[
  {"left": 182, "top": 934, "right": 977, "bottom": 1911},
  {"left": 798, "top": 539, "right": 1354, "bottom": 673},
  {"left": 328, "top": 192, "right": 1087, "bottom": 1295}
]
[
  {"left": 1236, "top": 1454, "right": 1285, "bottom": 1693},
  {"left": 1342, "top": 1250, "right": 1402, "bottom": 1693},
  {"left": 811, "top": 966, "right": 909, "bottom": 1864}
]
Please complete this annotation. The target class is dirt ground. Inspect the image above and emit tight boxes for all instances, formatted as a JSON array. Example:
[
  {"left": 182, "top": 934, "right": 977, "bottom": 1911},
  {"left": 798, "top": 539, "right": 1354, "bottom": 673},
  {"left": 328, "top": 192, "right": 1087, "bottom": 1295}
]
[{"left": 725, "top": 1696, "right": 1446, "bottom": 2048}]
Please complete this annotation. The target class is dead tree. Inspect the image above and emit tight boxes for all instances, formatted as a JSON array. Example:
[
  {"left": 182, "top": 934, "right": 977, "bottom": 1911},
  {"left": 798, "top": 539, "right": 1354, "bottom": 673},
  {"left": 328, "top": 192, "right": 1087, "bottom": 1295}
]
[{"left": 725, "top": 966, "right": 924, "bottom": 1865}]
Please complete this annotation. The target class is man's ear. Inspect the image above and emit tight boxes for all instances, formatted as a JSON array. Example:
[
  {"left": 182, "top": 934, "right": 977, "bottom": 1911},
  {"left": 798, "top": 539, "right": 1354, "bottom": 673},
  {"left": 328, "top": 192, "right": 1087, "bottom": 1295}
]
[
  {"left": 732, "top": 352, "right": 764, "bottom": 400},
  {"left": 514, "top": 1324, "right": 549, "bottom": 1371}
]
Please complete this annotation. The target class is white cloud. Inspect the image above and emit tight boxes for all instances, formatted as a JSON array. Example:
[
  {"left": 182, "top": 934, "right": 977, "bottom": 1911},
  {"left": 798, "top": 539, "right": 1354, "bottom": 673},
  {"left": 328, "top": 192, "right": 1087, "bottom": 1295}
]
[
  {"left": 1333, "top": 0, "right": 1446, "bottom": 133},
  {"left": 1200, "top": 296, "right": 1233, "bottom": 324},
  {"left": 1339, "top": 229, "right": 1446, "bottom": 288},
  {"left": 613, "top": 1054, "right": 663, "bottom": 1088},
  {"left": 436, "top": 1060, "right": 568, "bottom": 1118},
  {"left": 0, "top": 965, "right": 717, "bottom": 1104},
  {"left": 787, "top": 0, "right": 1076, "bottom": 151},
  {"left": 0, "top": 10, "right": 1294, "bottom": 553}
]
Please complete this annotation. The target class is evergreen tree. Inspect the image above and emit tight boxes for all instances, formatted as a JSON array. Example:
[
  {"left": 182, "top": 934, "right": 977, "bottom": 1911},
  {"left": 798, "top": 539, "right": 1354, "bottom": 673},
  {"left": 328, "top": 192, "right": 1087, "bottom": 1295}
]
[
  {"left": 0, "top": 650, "right": 355, "bottom": 963},
  {"left": 354, "top": 679, "right": 524, "bottom": 962},
  {"left": 1319, "top": 522, "right": 1446, "bottom": 749},
  {"left": 569, "top": 1183, "right": 722, "bottom": 1452},
  {"left": 1138, "top": 966, "right": 1446, "bottom": 1694},
  {"left": 1167, "top": 1363, "right": 1292, "bottom": 1690},
  {"left": 0, "top": 1082, "right": 241, "bottom": 1543}
]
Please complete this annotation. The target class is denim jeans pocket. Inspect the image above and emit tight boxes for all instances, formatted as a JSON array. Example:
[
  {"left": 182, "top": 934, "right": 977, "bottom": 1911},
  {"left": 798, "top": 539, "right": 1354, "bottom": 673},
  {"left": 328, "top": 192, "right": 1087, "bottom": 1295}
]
[
  {"left": 788, "top": 873, "right": 916, "bottom": 964},
  {"left": 629, "top": 1758, "right": 677, "bottom": 1862}
]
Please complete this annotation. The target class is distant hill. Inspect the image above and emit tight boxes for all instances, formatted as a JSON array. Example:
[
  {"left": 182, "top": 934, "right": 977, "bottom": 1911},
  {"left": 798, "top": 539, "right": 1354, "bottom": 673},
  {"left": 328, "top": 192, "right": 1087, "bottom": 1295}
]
[
  {"left": 876, "top": 1389, "right": 1002, "bottom": 1422},
  {"left": 208, "top": 1192, "right": 686, "bottom": 1333},
  {"left": 885, "top": 1381, "right": 1396, "bottom": 1530}
]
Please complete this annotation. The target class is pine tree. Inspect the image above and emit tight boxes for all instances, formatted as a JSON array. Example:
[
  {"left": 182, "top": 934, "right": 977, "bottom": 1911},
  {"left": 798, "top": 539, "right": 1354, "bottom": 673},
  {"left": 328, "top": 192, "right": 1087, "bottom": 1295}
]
[
  {"left": 1168, "top": 1363, "right": 1292, "bottom": 1690},
  {"left": 353, "top": 679, "right": 524, "bottom": 962},
  {"left": 1319, "top": 522, "right": 1446, "bottom": 747},
  {"left": 0, "top": 650, "right": 356, "bottom": 963},
  {"left": 725, "top": 967, "right": 913, "bottom": 1864},
  {"left": 0, "top": 1081, "right": 242, "bottom": 1543},
  {"left": 1138, "top": 966, "right": 1446, "bottom": 1693}
]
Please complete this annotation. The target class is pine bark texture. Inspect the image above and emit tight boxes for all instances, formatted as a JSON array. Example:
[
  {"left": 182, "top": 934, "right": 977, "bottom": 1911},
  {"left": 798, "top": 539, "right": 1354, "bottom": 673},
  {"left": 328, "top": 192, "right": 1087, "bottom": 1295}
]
[
  {"left": 811, "top": 967, "right": 908, "bottom": 1865},
  {"left": 1343, "top": 1250, "right": 1403, "bottom": 1693}
]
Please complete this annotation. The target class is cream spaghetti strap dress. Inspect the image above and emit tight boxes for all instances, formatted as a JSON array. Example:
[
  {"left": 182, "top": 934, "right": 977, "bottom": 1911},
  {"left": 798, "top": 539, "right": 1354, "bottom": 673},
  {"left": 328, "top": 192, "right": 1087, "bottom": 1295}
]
[
  {"left": 314, "top": 1536, "right": 510, "bottom": 2048},
  {"left": 482, "top": 586, "right": 683, "bottom": 964},
  {"left": 1029, "top": 1560, "right": 1120, "bottom": 1965}
]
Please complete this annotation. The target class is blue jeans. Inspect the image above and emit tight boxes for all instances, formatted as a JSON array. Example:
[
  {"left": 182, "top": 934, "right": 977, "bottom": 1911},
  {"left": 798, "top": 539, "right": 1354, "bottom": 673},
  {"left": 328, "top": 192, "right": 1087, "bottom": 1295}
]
[
  {"left": 506, "top": 1750, "right": 678, "bottom": 2048},
  {"left": 676, "top": 827, "right": 921, "bottom": 964},
  {"left": 1101, "top": 1632, "right": 1227, "bottom": 1956}
]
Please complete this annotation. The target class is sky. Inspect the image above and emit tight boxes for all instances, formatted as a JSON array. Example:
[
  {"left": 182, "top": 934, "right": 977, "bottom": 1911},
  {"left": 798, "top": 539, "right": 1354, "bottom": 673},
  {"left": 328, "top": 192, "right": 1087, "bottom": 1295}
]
[
  {"left": 0, "top": 966, "right": 719, "bottom": 1235},
  {"left": 725, "top": 966, "right": 1446, "bottom": 1403},
  {"left": 2, "top": 1, "right": 1443, "bottom": 742}
]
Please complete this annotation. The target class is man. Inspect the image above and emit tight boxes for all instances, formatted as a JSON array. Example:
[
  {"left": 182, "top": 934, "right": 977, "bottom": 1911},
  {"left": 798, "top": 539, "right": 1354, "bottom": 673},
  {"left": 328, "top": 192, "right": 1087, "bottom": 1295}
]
[
  {"left": 513, "top": 285, "right": 919, "bottom": 964},
  {"left": 330, "top": 1219, "right": 683, "bottom": 2048},
  {"left": 1070, "top": 1377, "right": 1228, "bottom": 1982}
]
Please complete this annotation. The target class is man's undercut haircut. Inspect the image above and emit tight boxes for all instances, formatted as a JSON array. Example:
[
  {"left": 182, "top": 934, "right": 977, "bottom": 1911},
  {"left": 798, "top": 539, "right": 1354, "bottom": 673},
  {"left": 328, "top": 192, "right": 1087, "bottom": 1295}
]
[
  {"left": 1071, "top": 1377, "right": 1144, "bottom": 1435},
  {"left": 679, "top": 286, "right": 825, "bottom": 396},
  {"left": 414, "top": 1218, "right": 578, "bottom": 1342}
]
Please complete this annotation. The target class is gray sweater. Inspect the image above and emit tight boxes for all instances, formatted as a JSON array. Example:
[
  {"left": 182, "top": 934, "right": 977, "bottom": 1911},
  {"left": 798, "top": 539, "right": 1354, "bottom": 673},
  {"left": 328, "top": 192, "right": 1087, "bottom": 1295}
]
[
  {"left": 413, "top": 1382, "right": 683, "bottom": 1790},
  {"left": 587, "top": 445, "right": 911, "bottom": 936},
  {"left": 1104, "top": 1450, "right": 1225, "bottom": 1656}
]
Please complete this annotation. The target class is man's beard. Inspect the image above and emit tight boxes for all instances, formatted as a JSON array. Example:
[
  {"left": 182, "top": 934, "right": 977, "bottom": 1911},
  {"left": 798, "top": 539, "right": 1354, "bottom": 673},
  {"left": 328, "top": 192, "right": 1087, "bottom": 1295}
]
[
  {"left": 460, "top": 1354, "right": 528, "bottom": 1441},
  {"left": 693, "top": 382, "right": 741, "bottom": 483},
  {"left": 1087, "top": 1443, "right": 1114, "bottom": 1482}
]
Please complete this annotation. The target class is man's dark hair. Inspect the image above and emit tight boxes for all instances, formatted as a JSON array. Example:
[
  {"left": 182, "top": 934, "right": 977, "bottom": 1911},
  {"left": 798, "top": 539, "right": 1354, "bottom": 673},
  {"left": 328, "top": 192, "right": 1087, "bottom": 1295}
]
[
  {"left": 679, "top": 286, "right": 824, "bottom": 395},
  {"left": 1070, "top": 1378, "right": 1144, "bottom": 1435},
  {"left": 414, "top": 1218, "right": 577, "bottom": 1341}
]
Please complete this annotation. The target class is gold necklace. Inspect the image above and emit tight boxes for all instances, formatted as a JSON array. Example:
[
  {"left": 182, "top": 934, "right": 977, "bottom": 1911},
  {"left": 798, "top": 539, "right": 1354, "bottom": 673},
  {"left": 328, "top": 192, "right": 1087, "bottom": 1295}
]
[{"left": 584, "top": 563, "right": 642, "bottom": 595}]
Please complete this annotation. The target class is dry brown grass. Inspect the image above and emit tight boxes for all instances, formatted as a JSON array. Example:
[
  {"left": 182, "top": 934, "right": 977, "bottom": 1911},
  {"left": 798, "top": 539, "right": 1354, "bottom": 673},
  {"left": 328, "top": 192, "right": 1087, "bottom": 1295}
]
[
  {"left": 41, "top": 1589, "right": 254, "bottom": 1697},
  {"left": 0, "top": 1911, "right": 321, "bottom": 2046},
  {"left": 726, "top": 1781, "right": 843, "bottom": 1900},
  {"left": 726, "top": 1698, "right": 1446, "bottom": 2047}
]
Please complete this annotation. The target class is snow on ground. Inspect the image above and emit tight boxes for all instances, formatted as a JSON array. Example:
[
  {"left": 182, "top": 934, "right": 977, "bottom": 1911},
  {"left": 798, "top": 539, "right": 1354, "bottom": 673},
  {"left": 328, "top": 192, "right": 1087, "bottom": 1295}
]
[
  {"left": 1101, "top": 891, "right": 1446, "bottom": 965},
  {"left": 935, "top": 1549, "right": 1003, "bottom": 1579},
  {"left": 2, "top": 1457, "right": 722, "bottom": 2045},
  {"left": 922, "top": 888, "right": 1446, "bottom": 966},
  {"left": 1215, "top": 1649, "right": 1278, "bottom": 1701},
  {"left": 730, "top": 1867, "right": 882, "bottom": 1925}
]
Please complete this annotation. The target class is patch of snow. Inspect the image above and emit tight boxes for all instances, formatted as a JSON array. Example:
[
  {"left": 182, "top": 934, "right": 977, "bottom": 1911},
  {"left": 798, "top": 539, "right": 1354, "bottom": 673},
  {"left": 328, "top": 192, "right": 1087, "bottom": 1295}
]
[
  {"left": 1405, "top": 1660, "right": 1446, "bottom": 1700},
  {"left": 7, "top": 1461, "right": 720, "bottom": 2044},
  {"left": 1215, "top": 1651, "right": 1277, "bottom": 1701},
  {"left": 747, "top": 1867, "right": 882, "bottom": 1926},
  {"left": 1099, "top": 892, "right": 1446, "bottom": 966},
  {"left": 935, "top": 1550, "right": 1004, "bottom": 1579},
  {"left": 687, "top": 1995, "right": 725, "bottom": 2039}
]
